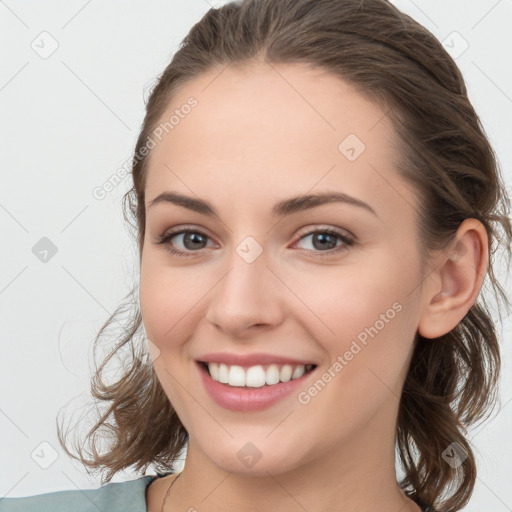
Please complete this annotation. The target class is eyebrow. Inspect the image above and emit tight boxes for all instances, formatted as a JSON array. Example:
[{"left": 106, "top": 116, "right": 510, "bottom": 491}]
[{"left": 147, "top": 190, "right": 377, "bottom": 218}]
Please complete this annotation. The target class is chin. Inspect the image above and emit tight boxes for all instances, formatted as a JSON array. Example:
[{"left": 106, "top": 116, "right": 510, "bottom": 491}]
[{"left": 199, "top": 438, "right": 307, "bottom": 477}]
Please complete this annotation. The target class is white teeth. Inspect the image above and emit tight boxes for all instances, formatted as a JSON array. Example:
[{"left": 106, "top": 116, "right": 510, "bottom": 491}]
[
  {"left": 280, "top": 364, "right": 293, "bottom": 382},
  {"left": 209, "top": 362, "right": 220, "bottom": 381},
  {"left": 292, "top": 365, "right": 305, "bottom": 379},
  {"left": 228, "top": 365, "right": 246, "bottom": 386},
  {"left": 246, "top": 365, "right": 266, "bottom": 387},
  {"left": 206, "top": 362, "right": 314, "bottom": 387},
  {"left": 265, "top": 364, "right": 280, "bottom": 385},
  {"left": 218, "top": 363, "right": 229, "bottom": 384}
]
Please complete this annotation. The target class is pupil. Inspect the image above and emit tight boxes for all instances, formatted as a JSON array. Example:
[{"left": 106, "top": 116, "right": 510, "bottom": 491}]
[
  {"left": 313, "top": 233, "right": 336, "bottom": 250},
  {"left": 185, "top": 232, "right": 206, "bottom": 249}
]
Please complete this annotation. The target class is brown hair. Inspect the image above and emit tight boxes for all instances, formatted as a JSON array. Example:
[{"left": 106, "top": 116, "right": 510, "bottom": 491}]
[{"left": 57, "top": 1, "right": 511, "bottom": 510}]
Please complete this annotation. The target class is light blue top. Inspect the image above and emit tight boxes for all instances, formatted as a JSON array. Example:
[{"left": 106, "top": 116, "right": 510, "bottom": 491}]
[
  {"left": 0, "top": 474, "right": 434, "bottom": 511},
  {"left": 0, "top": 474, "right": 165, "bottom": 512}
]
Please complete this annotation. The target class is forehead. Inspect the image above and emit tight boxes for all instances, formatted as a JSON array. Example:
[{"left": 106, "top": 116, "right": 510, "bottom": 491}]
[{"left": 144, "top": 61, "right": 417, "bottom": 222}]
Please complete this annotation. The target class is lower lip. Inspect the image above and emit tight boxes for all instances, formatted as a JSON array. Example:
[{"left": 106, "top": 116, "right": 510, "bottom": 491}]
[{"left": 197, "top": 362, "right": 314, "bottom": 412}]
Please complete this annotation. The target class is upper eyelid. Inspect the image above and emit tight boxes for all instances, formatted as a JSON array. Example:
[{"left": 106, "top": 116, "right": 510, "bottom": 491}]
[
  {"left": 296, "top": 224, "right": 354, "bottom": 240},
  {"left": 160, "top": 225, "right": 217, "bottom": 244}
]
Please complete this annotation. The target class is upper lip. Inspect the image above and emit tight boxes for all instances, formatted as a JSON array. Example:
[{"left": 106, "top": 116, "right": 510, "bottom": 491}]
[{"left": 197, "top": 352, "right": 317, "bottom": 367}]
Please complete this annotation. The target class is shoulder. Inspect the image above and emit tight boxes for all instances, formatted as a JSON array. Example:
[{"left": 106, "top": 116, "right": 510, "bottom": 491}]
[{"left": 0, "top": 475, "right": 157, "bottom": 512}]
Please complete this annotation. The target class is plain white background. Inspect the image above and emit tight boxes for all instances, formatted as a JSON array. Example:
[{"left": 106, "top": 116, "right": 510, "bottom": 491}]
[{"left": 1, "top": 0, "right": 511, "bottom": 509}]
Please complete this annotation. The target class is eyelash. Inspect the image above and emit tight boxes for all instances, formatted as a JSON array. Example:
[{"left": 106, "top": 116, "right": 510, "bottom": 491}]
[{"left": 155, "top": 225, "right": 355, "bottom": 258}]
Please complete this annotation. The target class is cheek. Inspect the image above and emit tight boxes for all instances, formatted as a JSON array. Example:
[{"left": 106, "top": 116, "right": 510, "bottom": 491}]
[
  {"left": 290, "top": 256, "right": 408, "bottom": 341},
  {"left": 265, "top": 263, "right": 419, "bottom": 453},
  {"left": 138, "top": 264, "right": 204, "bottom": 412},
  {"left": 291, "top": 253, "right": 420, "bottom": 383},
  {"left": 138, "top": 260, "right": 203, "bottom": 352}
]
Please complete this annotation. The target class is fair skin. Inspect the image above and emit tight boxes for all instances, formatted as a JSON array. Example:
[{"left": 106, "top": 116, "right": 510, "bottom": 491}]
[{"left": 140, "top": 61, "right": 488, "bottom": 512}]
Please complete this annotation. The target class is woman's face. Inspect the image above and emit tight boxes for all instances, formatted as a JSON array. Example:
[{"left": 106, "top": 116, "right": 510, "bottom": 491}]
[{"left": 139, "top": 62, "right": 430, "bottom": 476}]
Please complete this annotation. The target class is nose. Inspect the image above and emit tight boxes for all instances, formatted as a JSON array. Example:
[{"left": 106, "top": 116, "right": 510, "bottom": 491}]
[{"left": 205, "top": 244, "right": 285, "bottom": 338}]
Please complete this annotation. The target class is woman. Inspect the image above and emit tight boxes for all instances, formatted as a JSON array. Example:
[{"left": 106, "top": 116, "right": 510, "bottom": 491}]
[{"left": 1, "top": 0, "right": 510, "bottom": 511}]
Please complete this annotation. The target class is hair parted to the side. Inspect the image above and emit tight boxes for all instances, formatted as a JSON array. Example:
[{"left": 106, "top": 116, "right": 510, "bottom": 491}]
[{"left": 57, "top": 1, "right": 511, "bottom": 510}]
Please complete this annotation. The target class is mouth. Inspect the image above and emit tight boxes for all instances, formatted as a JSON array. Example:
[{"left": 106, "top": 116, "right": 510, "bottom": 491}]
[
  {"left": 196, "top": 359, "right": 319, "bottom": 412},
  {"left": 197, "top": 360, "right": 318, "bottom": 388}
]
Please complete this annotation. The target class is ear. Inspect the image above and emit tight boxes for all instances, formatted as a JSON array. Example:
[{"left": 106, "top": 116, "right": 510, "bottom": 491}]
[{"left": 418, "top": 218, "right": 489, "bottom": 339}]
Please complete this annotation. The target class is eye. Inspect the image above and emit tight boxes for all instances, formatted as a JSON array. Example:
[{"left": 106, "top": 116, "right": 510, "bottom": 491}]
[
  {"left": 154, "top": 225, "right": 355, "bottom": 258},
  {"left": 155, "top": 227, "right": 216, "bottom": 258},
  {"left": 292, "top": 227, "right": 355, "bottom": 257}
]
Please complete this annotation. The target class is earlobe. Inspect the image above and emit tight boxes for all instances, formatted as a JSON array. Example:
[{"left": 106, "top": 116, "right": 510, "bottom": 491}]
[{"left": 418, "top": 219, "right": 489, "bottom": 339}]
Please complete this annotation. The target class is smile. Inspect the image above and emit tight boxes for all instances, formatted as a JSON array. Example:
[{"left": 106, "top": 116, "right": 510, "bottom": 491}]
[
  {"left": 202, "top": 362, "right": 316, "bottom": 388},
  {"left": 196, "top": 361, "right": 317, "bottom": 412}
]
